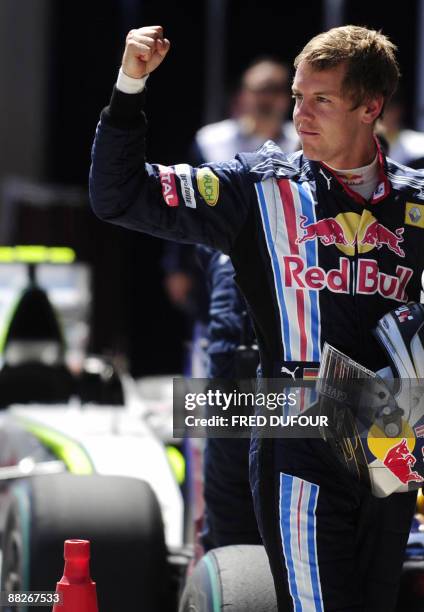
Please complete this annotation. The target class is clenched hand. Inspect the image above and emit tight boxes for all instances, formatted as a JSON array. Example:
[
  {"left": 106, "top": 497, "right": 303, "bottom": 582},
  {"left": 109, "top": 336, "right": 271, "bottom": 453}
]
[{"left": 122, "top": 26, "right": 170, "bottom": 79}]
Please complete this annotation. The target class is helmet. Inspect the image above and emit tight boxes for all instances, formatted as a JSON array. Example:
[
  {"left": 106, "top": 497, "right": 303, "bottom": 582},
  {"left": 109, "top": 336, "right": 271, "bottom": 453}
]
[
  {"left": 374, "top": 302, "right": 424, "bottom": 379},
  {"left": 318, "top": 302, "right": 424, "bottom": 497}
]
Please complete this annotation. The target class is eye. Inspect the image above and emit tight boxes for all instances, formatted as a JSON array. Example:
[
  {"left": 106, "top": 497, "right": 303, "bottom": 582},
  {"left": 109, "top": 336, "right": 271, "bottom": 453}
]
[
  {"left": 316, "top": 96, "right": 330, "bottom": 103},
  {"left": 291, "top": 93, "right": 302, "bottom": 101}
]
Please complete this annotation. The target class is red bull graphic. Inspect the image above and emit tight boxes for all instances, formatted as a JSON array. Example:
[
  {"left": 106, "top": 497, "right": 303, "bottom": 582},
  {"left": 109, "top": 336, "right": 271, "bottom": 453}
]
[
  {"left": 360, "top": 221, "right": 405, "bottom": 257},
  {"left": 356, "top": 260, "right": 412, "bottom": 301},
  {"left": 283, "top": 255, "right": 412, "bottom": 301},
  {"left": 296, "top": 215, "right": 349, "bottom": 246},
  {"left": 383, "top": 438, "right": 424, "bottom": 484},
  {"left": 336, "top": 172, "right": 363, "bottom": 182},
  {"left": 284, "top": 256, "right": 350, "bottom": 293},
  {"left": 296, "top": 213, "right": 405, "bottom": 258}
]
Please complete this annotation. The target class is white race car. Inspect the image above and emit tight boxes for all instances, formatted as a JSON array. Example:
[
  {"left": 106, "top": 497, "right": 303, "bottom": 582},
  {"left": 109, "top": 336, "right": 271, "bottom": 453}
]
[{"left": 0, "top": 255, "right": 191, "bottom": 611}]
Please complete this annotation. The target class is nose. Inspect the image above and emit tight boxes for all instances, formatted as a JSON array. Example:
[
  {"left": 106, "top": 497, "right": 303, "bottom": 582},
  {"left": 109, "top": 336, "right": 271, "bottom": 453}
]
[{"left": 293, "top": 98, "right": 314, "bottom": 123}]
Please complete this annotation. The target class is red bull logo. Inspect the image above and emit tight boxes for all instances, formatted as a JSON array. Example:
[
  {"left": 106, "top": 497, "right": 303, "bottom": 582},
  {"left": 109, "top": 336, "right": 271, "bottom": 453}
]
[
  {"left": 356, "top": 260, "right": 412, "bottom": 300},
  {"left": 283, "top": 255, "right": 412, "bottom": 301},
  {"left": 360, "top": 221, "right": 405, "bottom": 257},
  {"left": 336, "top": 172, "right": 363, "bottom": 182},
  {"left": 296, "top": 212, "right": 405, "bottom": 258},
  {"left": 296, "top": 215, "right": 349, "bottom": 246},
  {"left": 383, "top": 438, "right": 424, "bottom": 484},
  {"left": 284, "top": 256, "right": 350, "bottom": 293},
  {"left": 336, "top": 172, "right": 364, "bottom": 187}
]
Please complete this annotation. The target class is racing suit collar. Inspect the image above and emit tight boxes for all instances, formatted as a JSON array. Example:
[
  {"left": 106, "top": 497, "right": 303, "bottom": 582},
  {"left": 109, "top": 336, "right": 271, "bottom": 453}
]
[{"left": 312, "top": 137, "right": 391, "bottom": 206}]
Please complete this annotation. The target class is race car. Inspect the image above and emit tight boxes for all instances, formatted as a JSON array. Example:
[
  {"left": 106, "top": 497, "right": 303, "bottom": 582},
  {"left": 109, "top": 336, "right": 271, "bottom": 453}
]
[{"left": 0, "top": 253, "right": 192, "bottom": 611}]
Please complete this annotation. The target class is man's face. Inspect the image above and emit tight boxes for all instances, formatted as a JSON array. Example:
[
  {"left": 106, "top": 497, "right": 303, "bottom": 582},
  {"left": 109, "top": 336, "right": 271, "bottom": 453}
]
[{"left": 292, "top": 61, "right": 375, "bottom": 168}]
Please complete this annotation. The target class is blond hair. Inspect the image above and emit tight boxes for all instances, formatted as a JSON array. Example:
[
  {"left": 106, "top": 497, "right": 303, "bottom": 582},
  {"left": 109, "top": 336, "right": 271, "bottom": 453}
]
[{"left": 294, "top": 25, "right": 400, "bottom": 113}]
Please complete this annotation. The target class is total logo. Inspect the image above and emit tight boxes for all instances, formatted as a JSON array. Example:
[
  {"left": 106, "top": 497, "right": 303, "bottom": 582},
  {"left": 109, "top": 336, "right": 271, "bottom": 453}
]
[
  {"left": 296, "top": 210, "right": 405, "bottom": 258},
  {"left": 158, "top": 165, "right": 179, "bottom": 207}
]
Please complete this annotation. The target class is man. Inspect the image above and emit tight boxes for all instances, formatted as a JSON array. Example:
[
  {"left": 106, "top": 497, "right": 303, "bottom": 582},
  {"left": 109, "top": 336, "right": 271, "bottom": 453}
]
[{"left": 90, "top": 25, "right": 424, "bottom": 611}]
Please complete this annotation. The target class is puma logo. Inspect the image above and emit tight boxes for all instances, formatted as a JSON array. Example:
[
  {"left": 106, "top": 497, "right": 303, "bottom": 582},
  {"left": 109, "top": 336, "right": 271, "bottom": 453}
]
[
  {"left": 281, "top": 366, "right": 300, "bottom": 380},
  {"left": 319, "top": 168, "right": 332, "bottom": 191}
]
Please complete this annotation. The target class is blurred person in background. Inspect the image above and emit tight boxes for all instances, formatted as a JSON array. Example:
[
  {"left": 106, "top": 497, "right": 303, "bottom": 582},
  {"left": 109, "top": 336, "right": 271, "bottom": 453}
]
[
  {"left": 379, "top": 90, "right": 424, "bottom": 166},
  {"left": 192, "top": 57, "right": 299, "bottom": 164},
  {"left": 161, "top": 240, "right": 209, "bottom": 376},
  {"left": 195, "top": 245, "right": 260, "bottom": 552}
]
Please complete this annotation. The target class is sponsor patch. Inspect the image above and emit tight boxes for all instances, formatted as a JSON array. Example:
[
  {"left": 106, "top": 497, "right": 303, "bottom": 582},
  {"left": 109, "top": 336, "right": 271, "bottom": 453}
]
[
  {"left": 395, "top": 304, "right": 413, "bottom": 323},
  {"left": 158, "top": 165, "right": 179, "bottom": 207},
  {"left": 197, "top": 167, "right": 219, "bottom": 206},
  {"left": 175, "top": 164, "right": 196, "bottom": 209},
  {"left": 405, "top": 202, "right": 424, "bottom": 228},
  {"left": 372, "top": 182, "right": 386, "bottom": 200},
  {"left": 414, "top": 423, "right": 424, "bottom": 438}
]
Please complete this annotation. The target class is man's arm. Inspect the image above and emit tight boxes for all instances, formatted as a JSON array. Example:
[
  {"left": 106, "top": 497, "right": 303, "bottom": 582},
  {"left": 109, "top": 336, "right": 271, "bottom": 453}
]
[{"left": 89, "top": 26, "right": 251, "bottom": 254}]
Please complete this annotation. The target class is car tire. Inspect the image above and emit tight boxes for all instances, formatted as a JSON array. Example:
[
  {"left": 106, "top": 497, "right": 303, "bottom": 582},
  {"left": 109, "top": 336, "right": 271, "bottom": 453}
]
[
  {"left": 178, "top": 545, "right": 278, "bottom": 611},
  {"left": 1, "top": 474, "right": 169, "bottom": 611}
]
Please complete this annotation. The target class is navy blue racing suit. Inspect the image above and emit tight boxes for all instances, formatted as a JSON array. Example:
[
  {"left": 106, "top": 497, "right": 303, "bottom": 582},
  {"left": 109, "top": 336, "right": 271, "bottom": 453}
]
[{"left": 90, "top": 86, "right": 424, "bottom": 611}]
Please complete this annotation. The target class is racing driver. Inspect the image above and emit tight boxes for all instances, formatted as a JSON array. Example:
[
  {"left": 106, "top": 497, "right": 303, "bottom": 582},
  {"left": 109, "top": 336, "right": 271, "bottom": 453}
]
[{"left": 90, "top": 25, "right": 424, "bottom": 611}]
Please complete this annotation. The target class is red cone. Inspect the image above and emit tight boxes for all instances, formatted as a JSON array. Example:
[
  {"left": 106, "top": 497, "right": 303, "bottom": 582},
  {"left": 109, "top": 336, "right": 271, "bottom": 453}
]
[{"left": 52, "top": 540, "right": 98, "bottom": 612}]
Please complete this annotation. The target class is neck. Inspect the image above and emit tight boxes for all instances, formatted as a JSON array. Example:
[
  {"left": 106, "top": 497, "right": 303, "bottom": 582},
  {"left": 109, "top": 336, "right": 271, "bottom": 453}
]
[{"left": 323, "top": 138, "right": 377, "bottom": 170}]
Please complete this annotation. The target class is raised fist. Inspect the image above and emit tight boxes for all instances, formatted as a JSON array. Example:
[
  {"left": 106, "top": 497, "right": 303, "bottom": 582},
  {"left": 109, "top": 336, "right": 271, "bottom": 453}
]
[{"left": 122, "top": 25, "right": 170, "bottom": 79}]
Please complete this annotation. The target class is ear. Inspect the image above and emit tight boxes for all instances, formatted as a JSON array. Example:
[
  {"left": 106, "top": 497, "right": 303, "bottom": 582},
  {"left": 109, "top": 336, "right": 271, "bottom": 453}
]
[{"left": 361, "top": 96, "right": 384, "bottom": 124}]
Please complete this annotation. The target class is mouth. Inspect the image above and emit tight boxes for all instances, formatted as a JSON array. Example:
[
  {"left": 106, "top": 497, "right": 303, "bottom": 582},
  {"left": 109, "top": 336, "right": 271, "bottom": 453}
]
[{"left": 298, "top": 129, "right": 320, "bottom": 136}]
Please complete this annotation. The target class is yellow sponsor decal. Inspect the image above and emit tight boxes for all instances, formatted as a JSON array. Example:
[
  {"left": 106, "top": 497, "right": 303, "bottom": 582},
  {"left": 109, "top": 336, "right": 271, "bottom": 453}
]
[
  {"left": 405, "top": 202, "right": 424, "bottom": 228},
  {"left": 197, "top": 168, "right": 219, "bottom": 206}
]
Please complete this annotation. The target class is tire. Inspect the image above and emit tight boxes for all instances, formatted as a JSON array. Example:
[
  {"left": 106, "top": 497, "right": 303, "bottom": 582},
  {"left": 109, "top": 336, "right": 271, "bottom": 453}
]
[
  {"left": 1, "top": 474, "right": 169, "bottom": 611},
  {"left": 179, "top": 545, "right": 278, "bottom": 612}
]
